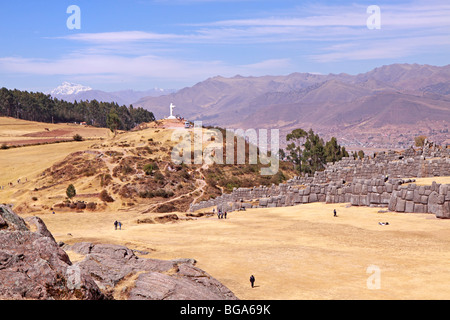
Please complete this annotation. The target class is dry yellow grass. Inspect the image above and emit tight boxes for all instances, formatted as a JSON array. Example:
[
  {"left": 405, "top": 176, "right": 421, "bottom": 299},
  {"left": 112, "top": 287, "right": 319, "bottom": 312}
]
[
  {"left": 408, "top": 176, "right": 450, "bottom": 185},
  {"left": 22, "top": 202, "right": 450, "bottom": 300},
  {"left": 3, "top": 117, "right": 450, "bottom": 300}
]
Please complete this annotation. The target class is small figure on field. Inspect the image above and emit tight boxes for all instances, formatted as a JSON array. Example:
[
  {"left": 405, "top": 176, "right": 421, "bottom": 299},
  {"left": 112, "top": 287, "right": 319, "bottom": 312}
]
[
  {"left": 334, "top": 209, "right": 337, "bottom": 217},
  {"left": 250, "top": 275, "right": 255, "bottom": 288},
  {"left": 114, "top": 220, "right": 118, "bottom": 230}
]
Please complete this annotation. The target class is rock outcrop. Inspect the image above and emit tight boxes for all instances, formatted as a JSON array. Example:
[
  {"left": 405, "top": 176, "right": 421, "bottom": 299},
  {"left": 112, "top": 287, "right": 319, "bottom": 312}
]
[
  {"left": 0, "top": 205, "right": 104, "bottom": 300},
  {"left": 0, "top": 205, "right": 238, "bottom": 300},
  {"left": 65, "top": 242, "right": 238, "bottom": 300}
]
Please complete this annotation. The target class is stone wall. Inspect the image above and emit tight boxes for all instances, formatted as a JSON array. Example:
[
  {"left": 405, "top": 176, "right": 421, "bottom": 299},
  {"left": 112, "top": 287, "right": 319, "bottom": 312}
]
[
  {"left": 191, "top": 178, "right": 450, "bottom": 219},
  {"left": 190, "top": 146, "right": 450, "bottom": 219},
  {"left": 287, "top": 156, "right": 450, "bottom": 186}
]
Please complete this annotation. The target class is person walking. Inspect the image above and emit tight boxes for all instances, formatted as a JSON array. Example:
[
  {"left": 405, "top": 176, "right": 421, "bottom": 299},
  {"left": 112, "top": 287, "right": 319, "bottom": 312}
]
[
  {"left": 334, "top": 209, "right": 337, "bottom": 217},
  {"left": 250, "top": 275, "right": 255, "bottom": 288},
  {"left": 118, "top": 221, "right": 122, "bottom": 230},
  {"left": 224, "top": 211, "right": 227, "bottom": 219},
  {"left": 114, "top": 220, "right": 118, "bottom": 230}
]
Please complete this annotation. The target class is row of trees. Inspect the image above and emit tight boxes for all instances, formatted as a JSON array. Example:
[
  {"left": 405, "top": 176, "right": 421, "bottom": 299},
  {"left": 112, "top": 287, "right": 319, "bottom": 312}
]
[
  {"left": 0, "top": 87, "right": 155, "bottom": 130},
  {"left": 280, "top": 128, "right": 350, "bottom": 175}
]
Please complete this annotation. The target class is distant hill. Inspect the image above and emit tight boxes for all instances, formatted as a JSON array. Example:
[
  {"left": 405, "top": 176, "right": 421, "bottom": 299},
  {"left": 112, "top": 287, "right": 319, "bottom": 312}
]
[{"left": 134, "top": 63, "right": 450, "bottom": 149}]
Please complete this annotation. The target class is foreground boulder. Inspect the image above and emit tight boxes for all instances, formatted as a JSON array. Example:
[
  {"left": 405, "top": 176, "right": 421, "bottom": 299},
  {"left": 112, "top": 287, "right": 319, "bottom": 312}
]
[
  {"left": 65, "top": 242, "right": 238, "bottom": 300},
  {"left": 0, "top": 205, "right": 104, "bottom": 300},
  {"left": 0, "top": 205, "right": 238, "bottom": 300}
]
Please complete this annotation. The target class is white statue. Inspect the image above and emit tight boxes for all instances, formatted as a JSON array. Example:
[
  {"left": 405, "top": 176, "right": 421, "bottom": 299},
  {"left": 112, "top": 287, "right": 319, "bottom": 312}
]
[{"left": 168, "top": 103, "right": 176, "bottom": 119}]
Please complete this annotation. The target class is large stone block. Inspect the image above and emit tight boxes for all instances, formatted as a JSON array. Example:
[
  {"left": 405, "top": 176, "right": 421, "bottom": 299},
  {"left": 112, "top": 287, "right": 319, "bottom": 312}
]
[
  {"left": 413, "top": 190, "right": 421, "bottom": 203},
  {"left": 428, "top": 191, "right": 440, "bottom": 215},
  {"left": 395, "top": 199, "right": 406, "bottom": 212},
  {"left": 418, "top": 186, "right": 425, "bottom": 195},
  {"left": 405, "top": 191, "right": 414, "bottom": 201},
  {"left": 388, "top": 194, "right": 397, "bottom": 211},
  {"left": 439, "top": 184, "right": 448, "bottom": 195},
  {"left": 414, "top": 203, "right": 425, "bottom": 213},
  {"left": 405, "top": 201, "right": 414, "bottom": 213},
  {"left": 421, "top": 195, "right": 428, "bottom": 204},
  {"left": 386, "top": 183, "right": 393, "bottom": 193},
  {"left": 351, "top": 195, "right": 360, "bottom": 206},
  {"left": 381, "top": 192, "right": 391, "bottom": 205},
  {"left": 369, "top": 193, "right": 381, "bottom": 204},
  {"left": 361, "top": 184, "right": 368, "bottom": 195},
  {"left": 304, "top": 186, "right": 311, "bottom": 195},
  {"left": 436, "top": 202, "right": 450, "bottom": 219},
  {"left": 360, "top": 195, "right": 368, "bottom": 206}
]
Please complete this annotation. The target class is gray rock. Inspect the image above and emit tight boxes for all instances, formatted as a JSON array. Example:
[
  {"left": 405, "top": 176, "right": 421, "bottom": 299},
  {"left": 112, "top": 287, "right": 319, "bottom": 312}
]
[{"left": 0, "top": 205, "right": 104, "bottom": 300}]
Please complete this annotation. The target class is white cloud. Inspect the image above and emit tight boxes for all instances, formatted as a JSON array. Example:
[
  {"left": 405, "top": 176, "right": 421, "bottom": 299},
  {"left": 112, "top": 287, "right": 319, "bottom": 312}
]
[
  {"left": 0, "top": 54, "right": 292, "bottom": 85},
  {"left": 3, "top": 0, "right": 450, "bottom": 88}
]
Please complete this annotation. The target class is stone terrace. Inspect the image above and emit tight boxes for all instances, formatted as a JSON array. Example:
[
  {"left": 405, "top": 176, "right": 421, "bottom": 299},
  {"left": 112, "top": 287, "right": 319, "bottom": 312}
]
[{"left": 190, "top": 144, "right": 450, "bottom": 219}]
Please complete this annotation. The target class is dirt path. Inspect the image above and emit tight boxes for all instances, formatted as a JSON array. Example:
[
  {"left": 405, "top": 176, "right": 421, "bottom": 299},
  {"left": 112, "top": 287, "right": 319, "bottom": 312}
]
[{"left": 140, "top": 163, "right": 209, "bottom": 213}]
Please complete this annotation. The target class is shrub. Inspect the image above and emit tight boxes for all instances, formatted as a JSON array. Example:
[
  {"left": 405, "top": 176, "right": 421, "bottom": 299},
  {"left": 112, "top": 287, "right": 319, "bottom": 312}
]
[
  {"left": 73, "top": 134, "right": 83, "bottom": 141},
  {"left": 156, "top": 203, "right": 176, "bottom": 213},
  {"left": 86, "top": 202, "right": 97, "bottom": 210},
  {"left": 66, "top": 184, "right": 76, "bottom": 199},
  {"left": 1, "top": 144, "right": 9, "bottom": 150},
  {"left": 76, "top": 202, "right": 86, "bottom": 209},
  {"left": 154, "top": 172, "right": 165, "bottom": 181},
  {"left": 100, "top": 174, "right": 112, "bottom": 187},
  {"left": 99, "top": 190, "right": 114, "bottom": 202},
  {"left": 143, "top": 163, "right": 154, "bottom": 175}
]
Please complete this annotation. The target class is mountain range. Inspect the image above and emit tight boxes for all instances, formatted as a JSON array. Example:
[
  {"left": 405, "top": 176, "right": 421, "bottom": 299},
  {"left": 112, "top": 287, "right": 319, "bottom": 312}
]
[
  {"left": 49, "top": 82, "right": 176, "bottom": 106},
  {"left": 133, "top": 63, "right": 450, "bottom": 150}
]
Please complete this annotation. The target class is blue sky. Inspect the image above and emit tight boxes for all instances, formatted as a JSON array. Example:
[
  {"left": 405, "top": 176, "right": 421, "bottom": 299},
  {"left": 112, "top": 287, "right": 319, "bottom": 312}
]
[{"left": 0, "top": 0, "right": 450, "bottom": 92}]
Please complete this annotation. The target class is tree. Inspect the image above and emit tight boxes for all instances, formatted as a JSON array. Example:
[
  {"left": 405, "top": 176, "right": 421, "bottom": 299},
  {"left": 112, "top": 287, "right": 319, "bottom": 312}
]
[
  {"left": 106, "top": 108, "right": 121, "bottom": 136},
  {"left": 285, "top": 128, "right": 348, "bottom": 175},
  {"left": 324, "top": 137, "right": 349, "bottom": 163},
  {"left": 302, "top": 129, "right": 325, "bottom": 174},
  {"left": 66, "top": 184, "right": 76, "bottom": 200},
  {"left": 286, "top": 128, "right": 307, "bottom": 173},
  {"left": 414, "top": 135, "right": 427, "bottom": 147},
  {"left": 357, "top": 150, "right": 365, "bottom": 159}
]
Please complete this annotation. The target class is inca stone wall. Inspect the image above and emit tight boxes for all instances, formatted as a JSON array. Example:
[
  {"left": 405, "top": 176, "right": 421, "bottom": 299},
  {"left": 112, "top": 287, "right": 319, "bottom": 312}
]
[
  {"left": 190, "top": 145, "right": 450, "bottom": 219},
  {"left": 287, "top": 155, "right": 450, "bottom": 186}
]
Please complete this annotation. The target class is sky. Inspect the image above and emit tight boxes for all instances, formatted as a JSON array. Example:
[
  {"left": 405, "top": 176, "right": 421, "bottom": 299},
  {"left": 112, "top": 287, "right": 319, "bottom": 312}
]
[{"left": 0, "top": 0, "right": 449, "bottom": 92}]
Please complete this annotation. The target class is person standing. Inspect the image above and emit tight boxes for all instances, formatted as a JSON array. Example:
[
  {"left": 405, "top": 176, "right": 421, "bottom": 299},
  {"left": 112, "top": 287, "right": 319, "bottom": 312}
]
[
  {"left": 114, "top": 220, "right": 118, "bottom": 230},
  {"left": 334, "top": 209, "right": 337, "bottom": 217},
  {"left": 250, "top": 275, "right": 255, "bottom": 288}
]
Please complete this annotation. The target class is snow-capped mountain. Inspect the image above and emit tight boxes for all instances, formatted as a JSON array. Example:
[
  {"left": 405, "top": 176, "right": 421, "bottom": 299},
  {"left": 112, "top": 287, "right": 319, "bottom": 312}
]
[
  {"left": 50, "top": 82, "right": 93, "bottom": 95},
  {"left": 49, "top": 82, "right": 177, "bottom": 106}
]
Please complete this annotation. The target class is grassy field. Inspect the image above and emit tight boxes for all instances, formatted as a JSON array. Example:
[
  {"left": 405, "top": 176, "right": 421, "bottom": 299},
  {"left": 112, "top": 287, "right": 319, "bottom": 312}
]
[
  {"left": 23, "top": 202, "right": 450, "bottom": 300},
  {"left": 2, "top": 116, "right": 450, "bottom": 300},
  {"left": 0, "top": 117, "right": 111, "bottom": 205}
]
